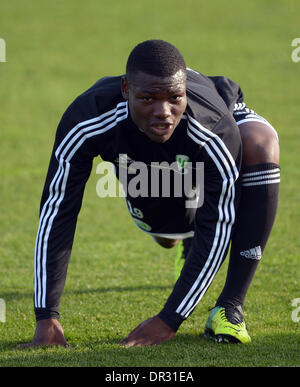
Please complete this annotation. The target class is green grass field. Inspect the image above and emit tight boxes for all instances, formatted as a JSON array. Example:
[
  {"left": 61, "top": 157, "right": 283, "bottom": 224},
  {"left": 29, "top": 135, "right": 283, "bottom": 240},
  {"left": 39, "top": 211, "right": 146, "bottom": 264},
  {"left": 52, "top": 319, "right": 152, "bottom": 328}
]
[{"left": 1, "top": 0, "right": 299, "bottom": 367}]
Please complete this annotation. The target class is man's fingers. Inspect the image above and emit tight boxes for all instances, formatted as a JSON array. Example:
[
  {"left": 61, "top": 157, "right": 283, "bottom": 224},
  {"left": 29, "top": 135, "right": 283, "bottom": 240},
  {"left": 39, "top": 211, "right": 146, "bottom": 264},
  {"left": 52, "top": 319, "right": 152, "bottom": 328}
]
[
  {"left": 120, "top": 337, "right": 157, "bottom": 347},
  {"left": 119, "top": 316, "right": 176, "bottom": 347},
  {"left": 120, "top": 338, "right": 138, "bottom": 347},
  {"left": 119, "top": 319, "right": 151, "bottom": 346},
  {"left": 120, "top": 330, "right": 163, "bottom": 347},
  {"left": 119, "top": 331, "right": 140, "bottom": 346},
  {"left": 119, "top": 332, "right": 146, "bottom": 347}
]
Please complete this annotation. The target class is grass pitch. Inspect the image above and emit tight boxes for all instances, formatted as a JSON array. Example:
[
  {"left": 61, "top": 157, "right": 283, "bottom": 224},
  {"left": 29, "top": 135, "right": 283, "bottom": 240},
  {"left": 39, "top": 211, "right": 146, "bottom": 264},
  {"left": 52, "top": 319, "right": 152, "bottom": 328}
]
[{"left": 0, "top": 0, "right": 299, "bottom": 367}]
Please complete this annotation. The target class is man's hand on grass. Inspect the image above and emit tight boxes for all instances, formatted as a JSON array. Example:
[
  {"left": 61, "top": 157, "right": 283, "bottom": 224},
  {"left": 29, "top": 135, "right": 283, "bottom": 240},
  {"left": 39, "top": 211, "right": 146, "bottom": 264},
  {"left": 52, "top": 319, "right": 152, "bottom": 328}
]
[
  {"left": 119, "top": 315, "right": 176, "bottom": 347},
  {"left": 19, "top": 315, "right": 175, "bottom": 349},
  {"left": 18, "top": 318, "right": 70, "bottom": 349}
]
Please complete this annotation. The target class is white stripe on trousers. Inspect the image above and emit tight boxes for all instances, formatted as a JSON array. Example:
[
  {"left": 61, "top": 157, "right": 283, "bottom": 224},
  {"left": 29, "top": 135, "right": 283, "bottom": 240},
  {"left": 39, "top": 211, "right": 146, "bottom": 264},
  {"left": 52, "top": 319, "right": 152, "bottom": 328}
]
[
  {"left": 176, "top": 116, "right": 238, "bottom": 318},
  {"left": 35, "top": 102, "right": 128, "bottom": 308}
]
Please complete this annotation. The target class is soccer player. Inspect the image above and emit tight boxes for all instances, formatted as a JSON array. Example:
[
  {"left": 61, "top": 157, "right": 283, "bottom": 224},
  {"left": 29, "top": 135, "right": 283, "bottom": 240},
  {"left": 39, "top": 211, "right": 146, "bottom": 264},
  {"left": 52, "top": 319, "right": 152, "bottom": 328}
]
[{"left": 21, "top": 40, "right": 279, "bottom": 348}]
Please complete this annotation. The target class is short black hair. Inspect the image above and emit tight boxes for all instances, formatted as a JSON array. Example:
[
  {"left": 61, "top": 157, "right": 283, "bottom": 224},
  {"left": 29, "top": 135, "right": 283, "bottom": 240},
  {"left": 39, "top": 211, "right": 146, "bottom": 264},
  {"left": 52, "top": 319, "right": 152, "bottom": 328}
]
[{"left": 126, "top": 40, "right": 186, "bottom": 80}]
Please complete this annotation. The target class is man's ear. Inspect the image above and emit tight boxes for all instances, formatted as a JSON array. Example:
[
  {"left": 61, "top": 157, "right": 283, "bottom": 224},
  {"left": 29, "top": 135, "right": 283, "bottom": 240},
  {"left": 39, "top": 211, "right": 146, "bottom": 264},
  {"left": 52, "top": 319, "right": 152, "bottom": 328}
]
[{"left": 121, "top": 76, "right": 129, "bottom": 100}]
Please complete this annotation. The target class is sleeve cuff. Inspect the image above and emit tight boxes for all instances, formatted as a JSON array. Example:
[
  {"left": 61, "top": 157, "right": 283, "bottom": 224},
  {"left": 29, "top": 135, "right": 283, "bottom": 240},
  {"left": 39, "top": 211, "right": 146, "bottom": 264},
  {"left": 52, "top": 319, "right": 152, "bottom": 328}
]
[
  {"left": 158, "top": 308, "right": 186, "bottom": 332},
  {"left": 35, "top": 307, "right": 60, "bottom": 321}
]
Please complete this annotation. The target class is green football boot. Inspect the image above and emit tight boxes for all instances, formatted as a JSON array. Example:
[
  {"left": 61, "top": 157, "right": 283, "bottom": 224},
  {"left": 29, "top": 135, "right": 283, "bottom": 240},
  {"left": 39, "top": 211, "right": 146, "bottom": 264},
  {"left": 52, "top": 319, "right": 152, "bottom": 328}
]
[
  {"left": 174, "top": 238, "right": 193, "bottom": 281},
  {"left": 204, "top": 305, "right": 251, "bottom": 344}
]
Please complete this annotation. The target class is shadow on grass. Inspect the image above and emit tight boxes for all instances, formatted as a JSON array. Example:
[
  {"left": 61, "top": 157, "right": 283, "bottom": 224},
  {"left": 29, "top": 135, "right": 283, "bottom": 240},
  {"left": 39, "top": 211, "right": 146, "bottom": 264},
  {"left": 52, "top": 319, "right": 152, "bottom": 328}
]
[
  {"left": 1, "top": 332, "right": 299, "bottom": 367},
  {"left": 1, "top": 284, "right": 173, "bottom": 302}
]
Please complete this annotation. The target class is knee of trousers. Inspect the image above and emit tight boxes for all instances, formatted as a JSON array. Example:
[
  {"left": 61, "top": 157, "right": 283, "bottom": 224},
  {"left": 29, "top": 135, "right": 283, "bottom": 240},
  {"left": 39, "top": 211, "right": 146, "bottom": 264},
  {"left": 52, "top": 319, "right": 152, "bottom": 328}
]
[{"left": 239, "top": 121, "right": 280, "bottom": 166}]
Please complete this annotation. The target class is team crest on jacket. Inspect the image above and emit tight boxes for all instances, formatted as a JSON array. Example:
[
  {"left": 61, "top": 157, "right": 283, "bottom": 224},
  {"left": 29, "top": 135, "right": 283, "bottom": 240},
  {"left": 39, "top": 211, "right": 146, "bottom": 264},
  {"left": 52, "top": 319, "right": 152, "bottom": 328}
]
[{"left": 176, "top": 155, "right": 190, "bottom": 174}]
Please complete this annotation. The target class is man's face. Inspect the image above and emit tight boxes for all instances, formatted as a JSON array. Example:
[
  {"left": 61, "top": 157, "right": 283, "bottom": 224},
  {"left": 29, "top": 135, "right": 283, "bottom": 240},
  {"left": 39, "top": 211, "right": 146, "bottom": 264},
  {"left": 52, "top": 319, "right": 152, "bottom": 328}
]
[{"left": 121, "top": 70, "right": 187, "bottom": 143}]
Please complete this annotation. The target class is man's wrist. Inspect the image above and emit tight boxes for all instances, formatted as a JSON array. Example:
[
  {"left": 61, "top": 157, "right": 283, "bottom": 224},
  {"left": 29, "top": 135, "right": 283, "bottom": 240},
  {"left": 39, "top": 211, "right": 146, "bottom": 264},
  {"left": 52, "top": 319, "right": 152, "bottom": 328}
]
[
  {"left": 157, "top": 308, "right": 185, "bottom": 332},
  {"left": 35, "top": 307, "right": 59, "bottom": 322}
]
